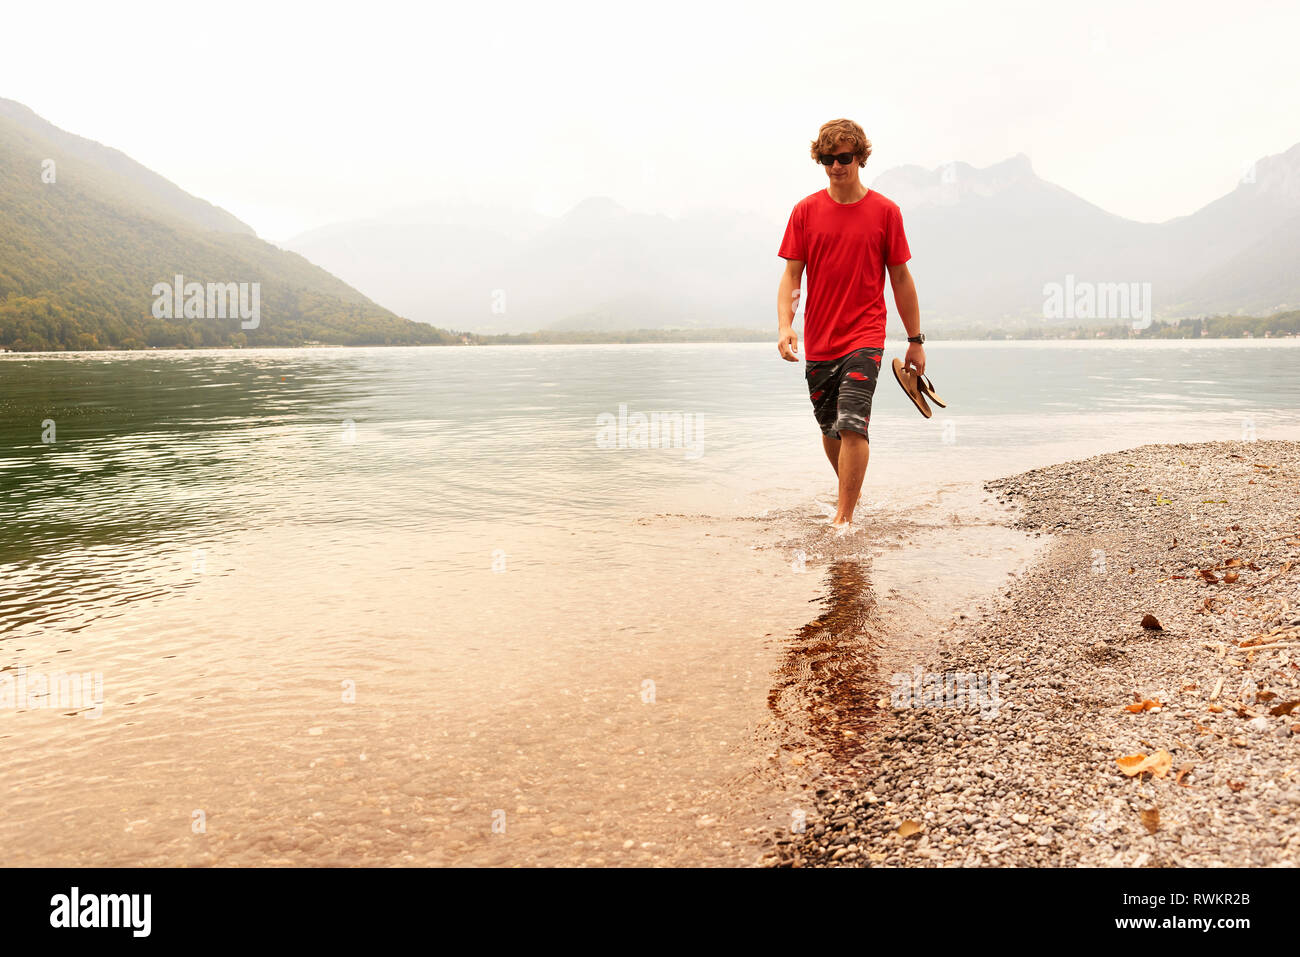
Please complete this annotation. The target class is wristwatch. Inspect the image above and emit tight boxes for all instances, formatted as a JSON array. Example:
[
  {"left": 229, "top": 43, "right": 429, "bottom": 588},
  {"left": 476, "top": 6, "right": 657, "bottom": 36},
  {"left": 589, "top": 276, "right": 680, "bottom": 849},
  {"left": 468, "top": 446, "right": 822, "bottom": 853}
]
[{"left": 907, "top": 333, "right": 925, "bottom": 344}]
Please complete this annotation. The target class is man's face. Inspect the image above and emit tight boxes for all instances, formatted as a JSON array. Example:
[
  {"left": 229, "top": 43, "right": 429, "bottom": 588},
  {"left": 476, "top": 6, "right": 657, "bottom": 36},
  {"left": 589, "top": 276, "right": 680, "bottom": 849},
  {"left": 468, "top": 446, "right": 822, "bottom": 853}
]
[{"left": 823, "top": 139, "right": 859, "bottom": 181}]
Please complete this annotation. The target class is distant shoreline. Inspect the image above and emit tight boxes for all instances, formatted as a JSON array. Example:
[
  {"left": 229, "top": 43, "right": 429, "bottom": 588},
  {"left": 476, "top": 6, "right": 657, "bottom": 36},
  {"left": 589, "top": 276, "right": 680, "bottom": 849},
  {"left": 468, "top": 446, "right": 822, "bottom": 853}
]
[{"left": 3, "top": 312, "right": 1298, "bottom": 353}]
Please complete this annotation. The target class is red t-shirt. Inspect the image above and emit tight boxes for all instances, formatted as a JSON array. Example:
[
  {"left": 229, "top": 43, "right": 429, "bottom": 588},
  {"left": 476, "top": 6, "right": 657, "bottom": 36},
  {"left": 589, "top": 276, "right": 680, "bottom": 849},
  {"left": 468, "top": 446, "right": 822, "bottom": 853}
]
[{"left": 778, "top": 188, "right": 911, "bottom": 360}]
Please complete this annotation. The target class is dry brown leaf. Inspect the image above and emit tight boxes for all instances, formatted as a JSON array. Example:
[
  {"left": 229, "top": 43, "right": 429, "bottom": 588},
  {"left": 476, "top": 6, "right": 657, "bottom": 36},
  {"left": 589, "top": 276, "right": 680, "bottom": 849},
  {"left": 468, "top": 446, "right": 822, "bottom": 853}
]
[
  {"left": 897, "top": 820, "right": 922, "bottom": 838},
  {"left": 1270, "top": 700, "right": 1300, "bottom": 717},
  {"left": 1208, "top": 703, "right": 1224, "bottom": 713},
  {"left": 1117, "top": 753, "right": 1146, "bottom": 773},
  {"left": 1228, "top": 780, "right": 1246, "bottom": 792},
  {"left": 1117, "top": 750, "right": 1173, "bottom": 778},
  {"left": 1125, "top": 698, "right": 1163, "bottom": 713},
  {"left": 1224, "top": 571, "right": 1240, "bottom": 584},
  {"left": 1199, "top": 569, "right": 1221, "bottom": 583},
  {"left": 1175, "top": 764, "right": 1194, "bottom": 786},
  {"left": 1141, "top": 614, "right": 1163, "bottom": 631},
  {"left": 1141, "top": 807, "right": 1160, "bottom": 834},
  {"left": 1225, "top": 558, "right": 1244, "bottom": 568}
]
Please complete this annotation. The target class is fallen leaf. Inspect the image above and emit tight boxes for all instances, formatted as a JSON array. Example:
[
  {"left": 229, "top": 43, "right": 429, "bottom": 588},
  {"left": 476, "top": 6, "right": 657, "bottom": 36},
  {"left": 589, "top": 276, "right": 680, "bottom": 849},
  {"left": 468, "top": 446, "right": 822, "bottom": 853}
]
[
  {"left": 1270, "top": 700, "right": 1300, "bottom": 717},
  {"left": 1257, "top": 691, "right": 1279, "bottom": 702},
  {"left": 1230, "top": 524, "right": 1241, "bottom": 531},
  {"left": 1199, "top": 569, "right": 1221, "bottom": 583},
  {"left": 1175, "top": 764, "right": 1194, "bottom": 786},
  {"left": 1225, "top": 558, "right": 1243, "bottom": 568},
  {"left": 897, "top": 820, "right": 922, "bottom": 838},
  {"left": 1228, "top": 780, "right": 1246, "bottom": 792},
  {"left": 1116, "top": 750, "right": 1173, "bottom": 778},
  {"left": 1141, "top": 807, "right": 1160, "bottom": 834},
  {"left": 1125, "top": 698, "right": 1163, "bottom": 713},
  {"left": 1224, "top": 571, "right": 1240, "bottom": 584},
  {"left": 1208, "top": 704, "right": 1224, "bottom": 713},
  {"left": 1141, "top": 614, "right": 1164, "bottom": 630}
]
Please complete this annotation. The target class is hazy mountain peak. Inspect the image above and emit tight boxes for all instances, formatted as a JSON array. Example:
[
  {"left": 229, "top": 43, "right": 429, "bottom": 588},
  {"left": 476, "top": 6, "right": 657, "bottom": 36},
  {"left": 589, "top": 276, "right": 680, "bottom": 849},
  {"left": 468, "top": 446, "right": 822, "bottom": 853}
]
[
  {"left": 1240, "top": 141, "right": 1300, "bottom": 206},
  {"left": 562, "top": 195, "right": 627, "bottom": 221},
  {"left": 870, "top": 153, "right": 1041, "bottom": 209}
]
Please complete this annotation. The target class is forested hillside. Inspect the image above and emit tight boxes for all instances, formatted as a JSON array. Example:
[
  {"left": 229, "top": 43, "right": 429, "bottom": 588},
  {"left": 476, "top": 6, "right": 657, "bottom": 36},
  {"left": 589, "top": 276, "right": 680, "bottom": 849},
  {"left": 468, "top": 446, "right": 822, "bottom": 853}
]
[{"left": 0, "top": 99, "right": 461, "bottom": 350}]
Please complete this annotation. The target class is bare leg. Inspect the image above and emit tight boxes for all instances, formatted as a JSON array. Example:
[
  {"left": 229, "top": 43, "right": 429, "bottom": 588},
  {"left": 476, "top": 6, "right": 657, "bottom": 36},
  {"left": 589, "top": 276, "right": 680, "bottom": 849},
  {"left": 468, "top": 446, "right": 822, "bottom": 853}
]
[
  {"left": 833, "top": 431, "right": 870, "bottom": 525},
  {"left": 821, "top": 433, "right": 841, "bottom": 476}
]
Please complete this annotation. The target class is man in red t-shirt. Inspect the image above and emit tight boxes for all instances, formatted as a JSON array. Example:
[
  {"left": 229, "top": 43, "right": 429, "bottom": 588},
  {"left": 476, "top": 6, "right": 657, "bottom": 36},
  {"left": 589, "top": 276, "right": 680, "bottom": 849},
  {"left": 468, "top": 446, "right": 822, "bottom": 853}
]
[{"left": 777, "top": 118, "right": 924, "bottom": 530}]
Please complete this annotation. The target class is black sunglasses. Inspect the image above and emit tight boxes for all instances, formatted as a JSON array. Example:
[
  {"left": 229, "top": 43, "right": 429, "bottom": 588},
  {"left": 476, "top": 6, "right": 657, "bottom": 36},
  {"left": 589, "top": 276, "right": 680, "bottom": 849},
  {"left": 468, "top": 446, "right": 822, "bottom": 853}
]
[{"left": 818, "top": 152, "right": 857, "bottom": 166}]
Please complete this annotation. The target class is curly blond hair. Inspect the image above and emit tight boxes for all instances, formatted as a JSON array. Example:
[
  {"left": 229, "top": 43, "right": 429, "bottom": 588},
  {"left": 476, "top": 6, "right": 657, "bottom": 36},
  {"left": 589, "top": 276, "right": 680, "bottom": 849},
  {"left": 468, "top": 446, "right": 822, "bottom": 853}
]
[{"left": 809, "top": 119, "right": 873, "bottom": 167}]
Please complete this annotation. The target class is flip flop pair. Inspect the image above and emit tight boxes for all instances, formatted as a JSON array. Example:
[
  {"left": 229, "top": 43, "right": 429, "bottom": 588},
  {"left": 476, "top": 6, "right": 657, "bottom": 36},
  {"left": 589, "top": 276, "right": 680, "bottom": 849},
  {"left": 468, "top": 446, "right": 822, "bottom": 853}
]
[{"left": 891, "top": 358, "right": 947, "bottom": 418}]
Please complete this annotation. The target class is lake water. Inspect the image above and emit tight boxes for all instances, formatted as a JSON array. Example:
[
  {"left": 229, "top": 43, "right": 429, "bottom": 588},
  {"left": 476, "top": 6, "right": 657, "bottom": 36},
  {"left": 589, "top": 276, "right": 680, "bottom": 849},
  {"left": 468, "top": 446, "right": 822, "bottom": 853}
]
[{"left": 2, "top": 339, "right": 1299, "bottom": 865}]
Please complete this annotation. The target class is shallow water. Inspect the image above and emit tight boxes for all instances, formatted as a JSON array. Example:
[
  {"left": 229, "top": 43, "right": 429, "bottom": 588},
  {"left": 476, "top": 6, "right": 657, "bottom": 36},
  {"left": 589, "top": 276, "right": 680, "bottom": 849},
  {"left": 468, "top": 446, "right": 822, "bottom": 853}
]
[{"left": 2, "top": 340, "right": 1298, "bottom": 865}]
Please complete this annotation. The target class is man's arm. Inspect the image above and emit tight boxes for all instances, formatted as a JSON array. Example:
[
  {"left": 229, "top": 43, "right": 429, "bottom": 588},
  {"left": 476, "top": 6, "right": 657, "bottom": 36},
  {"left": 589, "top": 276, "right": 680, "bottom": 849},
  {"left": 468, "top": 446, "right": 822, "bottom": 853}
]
[
  {"left": 777, "top": 258, "right": 804, "bottom": 362},
  {"left": 888, "top": 261, "right": 925, "bottom": 375}
]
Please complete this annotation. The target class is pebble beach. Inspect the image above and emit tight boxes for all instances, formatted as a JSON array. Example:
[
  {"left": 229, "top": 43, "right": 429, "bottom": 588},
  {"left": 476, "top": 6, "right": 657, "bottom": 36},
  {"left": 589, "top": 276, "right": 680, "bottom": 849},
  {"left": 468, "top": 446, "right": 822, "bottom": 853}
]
[{"left": 763, "top": 439, "right": 1300, "bottom": 867}]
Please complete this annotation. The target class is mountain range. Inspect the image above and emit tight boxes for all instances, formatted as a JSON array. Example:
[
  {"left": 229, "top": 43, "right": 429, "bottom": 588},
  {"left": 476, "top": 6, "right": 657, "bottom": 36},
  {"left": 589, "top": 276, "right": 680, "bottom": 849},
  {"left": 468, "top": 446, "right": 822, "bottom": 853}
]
[
  {"left": 287, "top": 144, "right": 1300, "bottom": 333},
  {"left": 3, "top": 94, "right": 1296, "bottom": 348}
]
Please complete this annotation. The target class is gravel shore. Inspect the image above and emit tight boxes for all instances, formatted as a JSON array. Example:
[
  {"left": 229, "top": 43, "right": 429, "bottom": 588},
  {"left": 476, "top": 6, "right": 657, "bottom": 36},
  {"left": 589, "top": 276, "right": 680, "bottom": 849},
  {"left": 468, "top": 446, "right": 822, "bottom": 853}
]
[{"left": 762, "top": 439, "right": 1300, "bottom": 867}]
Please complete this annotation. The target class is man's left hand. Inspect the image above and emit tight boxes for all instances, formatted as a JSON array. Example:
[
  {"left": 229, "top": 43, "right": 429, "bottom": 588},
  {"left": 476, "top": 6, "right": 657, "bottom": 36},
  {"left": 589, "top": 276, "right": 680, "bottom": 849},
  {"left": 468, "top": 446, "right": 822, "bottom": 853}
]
[{"left": 905, "top": 342, "right": 926, "bottom": 376}]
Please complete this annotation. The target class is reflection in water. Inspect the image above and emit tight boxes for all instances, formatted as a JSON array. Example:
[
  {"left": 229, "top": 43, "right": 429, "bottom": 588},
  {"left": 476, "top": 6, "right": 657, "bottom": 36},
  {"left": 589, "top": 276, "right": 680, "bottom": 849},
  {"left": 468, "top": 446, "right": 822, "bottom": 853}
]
[{"left": 768, "top": 559, "right": 883, "bottom": 767}]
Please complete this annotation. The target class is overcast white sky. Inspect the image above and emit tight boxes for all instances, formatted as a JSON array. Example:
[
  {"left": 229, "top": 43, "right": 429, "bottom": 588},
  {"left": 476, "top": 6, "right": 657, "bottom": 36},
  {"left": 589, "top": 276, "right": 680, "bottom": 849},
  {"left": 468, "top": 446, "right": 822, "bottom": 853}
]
[{"left": 4, "top": 0, "right": 1297, "bottom": 241}]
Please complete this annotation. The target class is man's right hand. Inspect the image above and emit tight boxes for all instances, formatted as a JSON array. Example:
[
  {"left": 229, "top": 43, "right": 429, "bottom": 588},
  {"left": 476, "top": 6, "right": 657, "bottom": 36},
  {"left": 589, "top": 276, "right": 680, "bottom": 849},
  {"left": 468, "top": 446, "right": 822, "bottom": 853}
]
[{"left": 777, "top": 328, "right": 799, "bottom": 362}]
